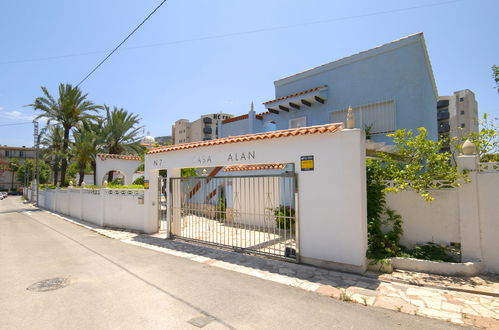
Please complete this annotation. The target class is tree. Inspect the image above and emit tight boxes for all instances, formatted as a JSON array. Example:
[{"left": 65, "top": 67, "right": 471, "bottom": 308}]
[
  {"left": 29, "top": 83, "right": 102, "bottom": 186},
  {"left": 40, "top": 124, "right": 64, "bottom": 185},
  {"left": 493, "top": 65, "right": 499, "bottom": 94},
  {"left": 101, "top": 106, "right": 143, "bottom": 155},
  {"left": 72, "top": 124, "right": 98, "bottom": 186},
  {"left": 100, "top": 106, "right": 143, "bottom": 183},
  {"left": 16, "top": 159, "right": 50, "bottom": 185},
  {"left": 10, "top": 159, "right": 20, "bottom": 191},
  {"left": 453, "top": 113, "right": 499, "bottom": 162},
  {"left": 377, "top": 127, "right": 465, "bottom": 201},
  {"left": 70, "top": 119, "right": 105, "bottom": 185}
]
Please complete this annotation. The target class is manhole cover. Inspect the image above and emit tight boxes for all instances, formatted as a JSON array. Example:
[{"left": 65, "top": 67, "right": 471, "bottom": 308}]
[{"left": 27, "top": 277, "right": 70, "bottom": 292}]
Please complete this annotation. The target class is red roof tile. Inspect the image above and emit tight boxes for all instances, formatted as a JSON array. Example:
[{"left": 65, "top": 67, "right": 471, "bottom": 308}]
[
  {"left": 148, "top": 122, "right": 343, "bottom": 155},
  {"left": 224, "top": 163, "right": 285, "bottom": 172},
  {"left": 263, "top": 86, "right": 327, "bottom": 105},
  {"left": 97, "top": 153, "right": 141, "bottom": 161},
  {"left": 222, "top": 113, "right": 264, "bottom": 124}
]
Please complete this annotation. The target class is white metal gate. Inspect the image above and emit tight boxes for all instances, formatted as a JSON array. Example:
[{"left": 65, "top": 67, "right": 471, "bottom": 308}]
[
  {"left": 158, "top": 176, "right": 168, "bottom": 231},
  {"left": 169, "top": 173, "right": 298, "bottom": 260}
]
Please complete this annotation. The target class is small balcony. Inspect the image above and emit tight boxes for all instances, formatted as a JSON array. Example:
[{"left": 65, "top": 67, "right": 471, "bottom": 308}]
[
  {"left": 202, "top": 137, "right": 212, "bottom": 141},
  {"left": 437, "top": 100, "right": 449, "bottom": 109},
  {"left": 437, "top": 111, "right": 450, "bottom": 121},
  {"left": 438, "top": 123, "right": 450, "bottom": 133}
]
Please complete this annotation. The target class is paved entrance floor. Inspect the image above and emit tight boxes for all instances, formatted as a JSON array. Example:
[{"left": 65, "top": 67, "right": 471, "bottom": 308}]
[
  {"left": 28, "top": 204, "right": 499, "bottom": 329},
  {"left": 172, "top": 215, "right": 296, "bottom": 258}
]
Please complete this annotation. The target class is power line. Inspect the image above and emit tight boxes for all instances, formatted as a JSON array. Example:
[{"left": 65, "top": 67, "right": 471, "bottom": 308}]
[
  {"left": 76, "top": 0, "right": 168, "bottom": 87},
  {"left": 1, "top": 0, "right": 464, "bottom": 66},
  {"left": 0, "top": 122, "right": 33, "bottom": 127}
]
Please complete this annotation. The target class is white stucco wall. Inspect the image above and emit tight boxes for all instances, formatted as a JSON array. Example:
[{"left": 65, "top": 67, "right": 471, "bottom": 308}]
[
  {"left": 386, "top": 189, "right": 460, "bottom": 248},
  {"left": 82, "top": 191, "right": 102, "bottom": 226},
  {"left": 385, "top": 158, "right": 499, "bottom": 274},
  {"left": 477, "top": 172, "right": 499, "bottom": 273},
  {"left": 145, "top": 128, "right": 367, "bottom": 273},
  {"left": 38, "top": 188, "right": 146, "bottom": 232},
  {"left": 95, "top": 157, "right": 141, "bottom": 186},
  {"left": 102, "top": 190, "right": 145, "bottom": 232}
]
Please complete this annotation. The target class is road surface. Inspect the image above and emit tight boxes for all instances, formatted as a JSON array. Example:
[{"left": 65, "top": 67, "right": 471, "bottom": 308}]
[{"left": 0, "top": 197, "right": 462, "bottom": 329}]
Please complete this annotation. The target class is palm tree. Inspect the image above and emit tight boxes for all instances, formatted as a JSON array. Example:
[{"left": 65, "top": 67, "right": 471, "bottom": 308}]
[
  {"left": 101, "top": 106, "right": 143, "bottom": 183},
  {"left": 102, "top": 106, "right": 143, "bottom": 155},
  {"left": 29, "top": 83, "right": 102, "bottom": 186},
  {"left": 82, "top": 118, "right": 106, "bottom": 185},
  {"left": 40, "top": 125, "right": 64, "bottom": 185},
  {"left": 72, "top": 124, "right": 98, "bottom": 186}
]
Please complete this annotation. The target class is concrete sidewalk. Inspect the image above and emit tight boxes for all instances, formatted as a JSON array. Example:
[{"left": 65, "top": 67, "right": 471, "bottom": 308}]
[{"left": 29, "top": 202, "right": 499, "bottom": 329}]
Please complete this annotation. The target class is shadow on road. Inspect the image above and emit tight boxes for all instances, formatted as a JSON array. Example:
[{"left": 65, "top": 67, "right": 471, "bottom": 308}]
[{"left": 131, "top": 234, "right": 382, "bottom": 290}]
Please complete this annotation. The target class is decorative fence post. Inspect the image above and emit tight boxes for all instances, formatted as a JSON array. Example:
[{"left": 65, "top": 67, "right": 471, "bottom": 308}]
[
  {"left": 55, "top": 188, "right": 60, "bottom": 212},
  {"left": 80, "top": 188, "right": 84, "bottom": 220},
  {"left": 100, "top": 188, "right": 106, "bottom": 227},
  {"left": 457, "top": 141, "right": 482, "bottom": 262}
]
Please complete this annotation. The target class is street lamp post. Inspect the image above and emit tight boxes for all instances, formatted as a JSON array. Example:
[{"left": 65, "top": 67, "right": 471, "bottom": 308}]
[{"left": 33, "top": 120, "right": 39, "bottom": 206}]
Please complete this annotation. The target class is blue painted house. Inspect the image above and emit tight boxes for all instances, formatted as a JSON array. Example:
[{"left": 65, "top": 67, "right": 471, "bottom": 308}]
[{"left": 220, "top": 33, "right": 438, "bottom": 143}]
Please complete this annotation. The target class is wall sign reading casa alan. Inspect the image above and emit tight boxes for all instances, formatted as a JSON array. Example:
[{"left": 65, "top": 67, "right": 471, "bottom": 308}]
[
  {"left": 192, "top": 151, "right": 256, "bottom": 165},
  {"left": 151, "top": 151, "right": 256, "bottom": 167}
]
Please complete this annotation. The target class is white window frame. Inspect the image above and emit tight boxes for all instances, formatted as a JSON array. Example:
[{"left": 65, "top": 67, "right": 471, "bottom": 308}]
[{"left": 289, "top": 116, "right": 307, "bottom": 129}]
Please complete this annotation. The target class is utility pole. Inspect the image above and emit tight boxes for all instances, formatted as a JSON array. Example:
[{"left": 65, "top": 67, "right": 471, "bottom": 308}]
[{"left": 33, "top": 120, "right": 39, "bottom": 206}]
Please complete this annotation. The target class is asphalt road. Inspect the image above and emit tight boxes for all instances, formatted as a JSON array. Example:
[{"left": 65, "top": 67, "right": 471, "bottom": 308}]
[{"left": 0, "top": 197, "right": 462, "bottom": 329}]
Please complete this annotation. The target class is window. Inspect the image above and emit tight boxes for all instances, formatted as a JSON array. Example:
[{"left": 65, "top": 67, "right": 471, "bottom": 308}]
[
  {"left": 19, "top": 151, "right": 24, "bottom": 158},
  {"left": 459, "top": 97, "right": 464, "bottom": 102},
  {"left": 263, "top": 121, "right": 276, "bottom": 132},
  {"left": 461, "top": 123, "right": 465, "bottom": 128},
  {"left": 5, "top": 151, "right": 10, "bottom": 157},
  {"left": 330, "top": 100, "right": 396, "bottom": 134},
  {"left": 460, "top": 110, "right": 465, "bottom": 115},
  {"left": 289, "top": 116, "right": 306, "bottom": 129}
]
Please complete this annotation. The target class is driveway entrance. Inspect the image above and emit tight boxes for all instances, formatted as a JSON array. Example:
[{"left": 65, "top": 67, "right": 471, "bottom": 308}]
[{"left": 169, "top": 173, "right": 298, "bottom": 260}]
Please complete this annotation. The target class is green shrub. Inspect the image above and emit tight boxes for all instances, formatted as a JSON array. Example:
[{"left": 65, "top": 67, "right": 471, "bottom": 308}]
[
  {"left": 133, "top": 176, "right": 144, "bottom": 185},
  {"left": 400, "top": 243, "right": 459, "bottom": 262},
  {"left": 107, "top": 184, "right": 144, "bottom": 189},
  {"left": 366, "top": 159, "right": 403, "bottom": 261},
  {"left": 111, "top": 177, "right": 123, "bottom": 185},
  {"left": 40, "top": 184, "right": 57, "bottom": 190},
  {"left": 272, "top": 206, "right": 295, "bottom": 230}
]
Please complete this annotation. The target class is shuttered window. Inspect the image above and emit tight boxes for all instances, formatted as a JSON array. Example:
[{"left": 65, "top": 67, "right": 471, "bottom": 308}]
[
  {"left": 289, "top": 116, "right": 307, "bottom": 129},
  {"left": 330, "top": 100, "right": 396, "bottom": 134}
]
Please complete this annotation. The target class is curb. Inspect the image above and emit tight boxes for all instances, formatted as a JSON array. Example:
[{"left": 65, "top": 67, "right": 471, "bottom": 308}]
[{"left": 386, "top": 277, "right": 499, "bottom": 298}]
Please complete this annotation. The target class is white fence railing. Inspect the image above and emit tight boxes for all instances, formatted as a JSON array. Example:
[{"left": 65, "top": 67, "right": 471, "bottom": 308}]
[
  {"left": 383, "top": 179, "right": 460, "bottom": 190},
  {"left": 478, "top": 162, "right": 499, "bottom": 173}
]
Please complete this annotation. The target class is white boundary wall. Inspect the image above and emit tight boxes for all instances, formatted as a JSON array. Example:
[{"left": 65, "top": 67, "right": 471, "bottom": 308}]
[
  {"left": 386, "top": 189, "right": 460, "bottom": 247},
  {"left": 36, "top": 188, "right": 146, "bottom": 232},
  {"left": 145, "top": 128, "right": 368, "bottom": 273},
  {"left": 95, "top": 156, "right": 141, "bottom": 186},
  {"left": 386, "top": 157, "right": 499, "bottom": 274}
]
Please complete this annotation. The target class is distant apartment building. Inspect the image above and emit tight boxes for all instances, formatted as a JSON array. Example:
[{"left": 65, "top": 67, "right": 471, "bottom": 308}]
[
  {"left": 437, "top": 89, "right": 478, "bottom": 151},
  {"left": 172, "top": 113, "right": 233, "bottom": 144},
  {"left": 0, "top": 146, "right": 36, "bottom": 191}
]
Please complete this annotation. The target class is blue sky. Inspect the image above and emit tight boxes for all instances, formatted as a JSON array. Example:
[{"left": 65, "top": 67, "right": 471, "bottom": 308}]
[{"left": 0, "top": 0, "right": 497, "bottom": 147}]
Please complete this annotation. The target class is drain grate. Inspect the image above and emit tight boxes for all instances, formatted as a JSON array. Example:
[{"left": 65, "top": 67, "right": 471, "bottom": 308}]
[
  {"left": 187, "top": 315, "right": 214, "bottom": 328},
  {"left": 27, "top": 277, "right": 70, "bottom": 292}
]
